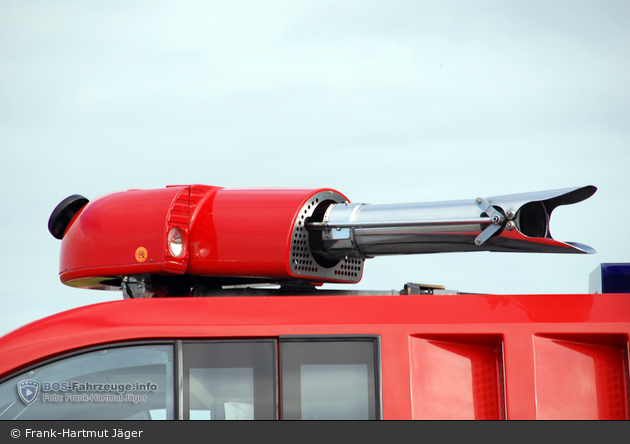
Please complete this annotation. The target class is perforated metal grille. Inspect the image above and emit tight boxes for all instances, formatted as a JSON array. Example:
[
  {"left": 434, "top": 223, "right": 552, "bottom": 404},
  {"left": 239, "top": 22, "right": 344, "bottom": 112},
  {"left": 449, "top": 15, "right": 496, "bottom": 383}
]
[
  {"left": 289, "top": 190, "right": 364, "bottom": 283},
  {"left": 334, "top": 258, "right": 362, "bottom": 279}
]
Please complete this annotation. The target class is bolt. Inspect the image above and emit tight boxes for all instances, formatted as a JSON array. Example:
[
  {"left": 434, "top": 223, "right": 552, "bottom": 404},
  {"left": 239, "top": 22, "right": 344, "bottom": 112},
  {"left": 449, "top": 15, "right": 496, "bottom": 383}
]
[
  {"left": 506, "top": 221, "right": 515, "bottom": 230},
  {"left": 492, "top": 215, "right": 501, "bottom": 224},
  {"left": 475, "top": 198, "right": 482, "bottom": 205},
  {"left": 506, "top": 210, "right": 515, "bottom": 219},
  {"left": 475, "top": 239, "right": 482, "bottom": 246}
]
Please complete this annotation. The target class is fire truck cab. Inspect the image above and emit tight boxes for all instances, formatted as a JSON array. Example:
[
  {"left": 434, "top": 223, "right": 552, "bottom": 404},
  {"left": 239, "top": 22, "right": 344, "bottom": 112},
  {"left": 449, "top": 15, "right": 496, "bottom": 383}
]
[{"left": 0, "top": 184, "right": 628, "bottom": 420}]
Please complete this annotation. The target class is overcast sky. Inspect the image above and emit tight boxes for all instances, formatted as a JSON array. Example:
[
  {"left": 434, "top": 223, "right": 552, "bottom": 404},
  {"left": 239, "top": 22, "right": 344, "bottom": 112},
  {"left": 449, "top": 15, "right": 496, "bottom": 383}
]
[{"left": 1, "top": 0, "right": 629, "bottom": 337}]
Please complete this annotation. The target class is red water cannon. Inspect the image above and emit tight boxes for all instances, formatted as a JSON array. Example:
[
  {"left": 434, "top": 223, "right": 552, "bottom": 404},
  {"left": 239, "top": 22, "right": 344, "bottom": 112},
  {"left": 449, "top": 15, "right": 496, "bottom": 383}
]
[{"left": 48, "top": 184, "right": 596, "bottom": 297}]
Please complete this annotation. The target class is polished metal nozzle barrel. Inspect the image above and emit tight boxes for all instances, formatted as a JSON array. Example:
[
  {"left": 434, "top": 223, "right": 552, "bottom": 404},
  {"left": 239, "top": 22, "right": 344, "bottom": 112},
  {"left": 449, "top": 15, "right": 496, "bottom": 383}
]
[{"left": 306, "top": 186, "right": 596, "bottom": 260}]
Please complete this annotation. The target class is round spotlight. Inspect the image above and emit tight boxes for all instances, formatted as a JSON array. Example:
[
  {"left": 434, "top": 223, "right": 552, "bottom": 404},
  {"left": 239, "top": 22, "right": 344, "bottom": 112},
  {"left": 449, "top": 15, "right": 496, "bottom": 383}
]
[{"left": 168, "top": 227, "right": 185, "bottom": 257}]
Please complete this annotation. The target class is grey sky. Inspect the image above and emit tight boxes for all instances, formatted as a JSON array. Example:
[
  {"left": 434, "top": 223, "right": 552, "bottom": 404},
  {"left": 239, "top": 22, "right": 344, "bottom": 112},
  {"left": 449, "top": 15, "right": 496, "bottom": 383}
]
[{"left": 1, "top": 0, "right": 629, "bottom": 336}]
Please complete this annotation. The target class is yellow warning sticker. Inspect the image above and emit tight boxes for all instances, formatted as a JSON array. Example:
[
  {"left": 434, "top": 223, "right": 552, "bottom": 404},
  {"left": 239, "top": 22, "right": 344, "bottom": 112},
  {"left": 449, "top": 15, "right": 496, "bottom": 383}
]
[{"left": 135, "top": 247, "right": 148, "bottom": 262}]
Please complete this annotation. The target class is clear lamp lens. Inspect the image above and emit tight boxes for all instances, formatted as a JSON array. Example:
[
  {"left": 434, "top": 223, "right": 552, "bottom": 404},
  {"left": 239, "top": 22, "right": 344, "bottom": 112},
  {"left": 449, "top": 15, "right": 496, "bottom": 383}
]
[{"left": 168, "top": 227, "right": 184, "bottom": 257}]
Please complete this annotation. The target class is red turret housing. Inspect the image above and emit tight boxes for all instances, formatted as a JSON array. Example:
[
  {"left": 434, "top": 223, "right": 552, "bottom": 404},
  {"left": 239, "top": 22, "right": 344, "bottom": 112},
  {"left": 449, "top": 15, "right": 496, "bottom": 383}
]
[{"left": 54, "top": 185, "right": 355, "bottom": 294}]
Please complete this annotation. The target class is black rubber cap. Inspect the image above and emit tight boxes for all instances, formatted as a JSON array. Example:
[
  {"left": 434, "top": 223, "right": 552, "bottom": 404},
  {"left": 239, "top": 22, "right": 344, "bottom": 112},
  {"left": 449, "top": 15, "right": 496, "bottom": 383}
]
[{"left": 48, "top": 195, "right": 89, "bottom": 240}]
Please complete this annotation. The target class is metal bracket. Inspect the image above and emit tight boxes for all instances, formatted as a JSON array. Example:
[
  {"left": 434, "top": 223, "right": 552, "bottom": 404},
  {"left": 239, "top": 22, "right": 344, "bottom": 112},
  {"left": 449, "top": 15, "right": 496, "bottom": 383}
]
[
  {"left": 474, "top": 197, "right": 506, "bottom": 246},
  {"left": 402, "top": 282, "right": 446, "bottom": 295},
  {"left": 122, "top": 275, "right": 148, "bottom": 299}
]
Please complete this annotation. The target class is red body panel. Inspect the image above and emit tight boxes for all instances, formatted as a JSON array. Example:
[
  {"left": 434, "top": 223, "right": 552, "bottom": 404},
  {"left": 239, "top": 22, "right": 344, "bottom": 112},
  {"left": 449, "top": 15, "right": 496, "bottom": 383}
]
[
  {"left": 187, "top": 187, "right": 343, "bottom": 280},
  {"left": 1, "top": 293, "right": 628, "bottom": 420}
]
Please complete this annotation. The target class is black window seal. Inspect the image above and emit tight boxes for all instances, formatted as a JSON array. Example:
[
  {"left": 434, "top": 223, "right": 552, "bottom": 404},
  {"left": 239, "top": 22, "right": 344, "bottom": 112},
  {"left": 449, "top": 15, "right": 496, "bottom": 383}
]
[{"left": 174, "top": 340, "right": 183, "bottom": 421}]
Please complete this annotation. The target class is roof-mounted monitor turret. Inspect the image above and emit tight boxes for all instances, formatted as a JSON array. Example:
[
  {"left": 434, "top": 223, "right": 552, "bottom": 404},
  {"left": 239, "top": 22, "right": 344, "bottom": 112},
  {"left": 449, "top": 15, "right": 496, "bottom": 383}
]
[{"left": 49, "top": 185, "right": 596, "bottom": 297}]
